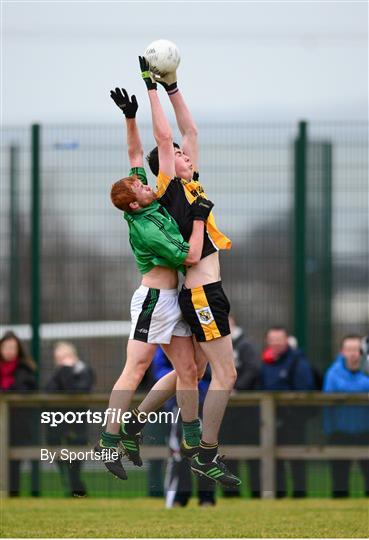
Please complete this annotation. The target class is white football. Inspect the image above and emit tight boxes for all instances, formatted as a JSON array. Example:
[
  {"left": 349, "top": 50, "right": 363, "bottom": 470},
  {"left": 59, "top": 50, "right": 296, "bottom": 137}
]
[{"left": 144, "top": 39, "right": 180, "bottom": 77}]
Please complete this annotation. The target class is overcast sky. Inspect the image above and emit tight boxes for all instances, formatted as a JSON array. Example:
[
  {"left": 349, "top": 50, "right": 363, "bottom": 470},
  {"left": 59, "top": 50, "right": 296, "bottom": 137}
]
[{"left": 2, "top": 1, "right": 368, "bottom": 124}]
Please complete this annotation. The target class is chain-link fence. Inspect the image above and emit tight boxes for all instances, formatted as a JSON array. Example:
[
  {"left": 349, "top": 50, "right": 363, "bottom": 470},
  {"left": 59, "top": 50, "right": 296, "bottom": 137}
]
[
  {"left": 1, "top": 121, "right": 367, "bottom": 387},
  {"left": 1, "top": 121, "right": 368, "bottom": 498}
]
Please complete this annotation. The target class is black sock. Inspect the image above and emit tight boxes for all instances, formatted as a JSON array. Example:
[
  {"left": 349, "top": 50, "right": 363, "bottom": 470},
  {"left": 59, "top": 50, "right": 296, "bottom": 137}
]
[
  {"left": 122, "top": 408, "right": 147, "bottom": 435},
  {"left": 198, "top": 440, "right": 218, "bottom": 463}
]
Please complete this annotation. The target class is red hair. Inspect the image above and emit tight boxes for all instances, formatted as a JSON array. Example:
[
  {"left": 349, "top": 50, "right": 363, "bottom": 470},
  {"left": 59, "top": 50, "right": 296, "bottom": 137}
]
[{"left": 110, "top": 175, "right": 138, "bottom": 212}]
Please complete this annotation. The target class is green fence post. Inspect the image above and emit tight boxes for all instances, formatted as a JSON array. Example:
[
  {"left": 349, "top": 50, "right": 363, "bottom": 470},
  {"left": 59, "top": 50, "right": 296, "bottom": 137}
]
[
  {"left": 31, "top": 124, "right": 41, "bottom": 374},
  {"left": 31, "top": 124, "right": 41, "bottom": 496},
  {"left": 321, "top": 142, "right": 333, "bottom": 364},
  {"left": 294, "top": 121, "right": 308, "bottom": 350},
  {"left": 9, "top": 144, "right": 20, "bottom": 324}
]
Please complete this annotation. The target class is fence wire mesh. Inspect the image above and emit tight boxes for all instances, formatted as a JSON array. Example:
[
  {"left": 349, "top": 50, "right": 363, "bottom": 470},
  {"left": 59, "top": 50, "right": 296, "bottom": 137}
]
[{"left": 1, "top": 121, "right": 368, "bottom": 498}]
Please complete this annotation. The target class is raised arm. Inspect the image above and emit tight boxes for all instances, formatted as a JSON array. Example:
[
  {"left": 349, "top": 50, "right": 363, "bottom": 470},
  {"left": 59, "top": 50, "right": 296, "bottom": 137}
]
[
  {"left": 154, "top": 72, "right": 199, "bottom": 170},
  {"left": 110, "top": 87, "right": 143, "bottom": 168},
  {"left": 126, "top": 118, "right": 143, "bottom": 168},
  {"left": 139, "top": 56, "right": 175, "bottom": 179}
]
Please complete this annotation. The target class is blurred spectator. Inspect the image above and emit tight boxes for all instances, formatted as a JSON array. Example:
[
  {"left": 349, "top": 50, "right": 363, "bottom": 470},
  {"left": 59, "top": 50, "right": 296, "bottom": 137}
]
[
  {"left": 0, "top": 331, "right": 39, "bottom": 496},
  {"left": 361, "top": 335, "right": 369, "bottom": 375},
  {"left": 231, "top": 315, "right": 261, "bottom": 392},
  {"left": 151, "top": 346, "right": 215, "bottom": 507},
  {"left": 323, "top": 334, "right": 369, "bottom": 497},
  {"left": 220, "top": 315, "right": 261, "bottom": 497},
  {"left": 45, "top": 341, "right": 94, "bottom": 497},
  {"left": 261, "top": 326, "right": 315, "bottom": 498}
]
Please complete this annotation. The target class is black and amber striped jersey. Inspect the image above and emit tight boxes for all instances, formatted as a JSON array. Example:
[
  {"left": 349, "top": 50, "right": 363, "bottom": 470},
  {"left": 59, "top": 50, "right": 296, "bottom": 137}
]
[{"left": 156, "top": 170, "right": 232, "bottom": 259}]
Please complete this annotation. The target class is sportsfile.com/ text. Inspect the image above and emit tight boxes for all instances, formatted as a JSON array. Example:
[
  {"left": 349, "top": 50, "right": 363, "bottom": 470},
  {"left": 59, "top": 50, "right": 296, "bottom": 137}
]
[{"left": 40, "top": 408, "right": 181, "bottom": 428}]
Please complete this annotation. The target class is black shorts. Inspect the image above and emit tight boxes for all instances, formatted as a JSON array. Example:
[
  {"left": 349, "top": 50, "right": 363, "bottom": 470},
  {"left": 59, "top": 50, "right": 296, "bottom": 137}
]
[{"left": 178, "top": 281, "right": 231, "bottom": 342}]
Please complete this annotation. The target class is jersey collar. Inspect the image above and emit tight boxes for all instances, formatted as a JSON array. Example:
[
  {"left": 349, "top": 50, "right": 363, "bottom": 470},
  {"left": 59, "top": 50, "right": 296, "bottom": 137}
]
[{"left": 124, "top": 200, "right": 161, "bottom": 223}]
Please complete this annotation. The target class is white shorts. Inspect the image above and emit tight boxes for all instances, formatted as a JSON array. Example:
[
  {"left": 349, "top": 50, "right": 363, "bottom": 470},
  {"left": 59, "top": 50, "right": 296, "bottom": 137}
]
[{"left": 129, "top": 285, "right": 192, "bottom": 344}]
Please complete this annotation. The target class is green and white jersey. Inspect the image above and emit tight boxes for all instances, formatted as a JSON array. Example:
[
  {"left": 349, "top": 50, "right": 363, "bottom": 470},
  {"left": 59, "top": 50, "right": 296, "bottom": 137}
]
[{"left": 123, "top": 167, "right": 189, "bottom": 275}]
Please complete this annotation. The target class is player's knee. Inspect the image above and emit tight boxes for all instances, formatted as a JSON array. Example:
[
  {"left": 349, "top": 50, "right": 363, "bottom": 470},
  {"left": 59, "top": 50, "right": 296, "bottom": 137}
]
[
  {"left": 124, "top": 356, "right": 150, "bottom": 383},
  {"left": 176, "top": 361, "right": 198, "bottom": 386},
  {"left": 222, "top": 363, "right": 237, "bottom": 388},
  {"left": 212, "top": 361, "right": 237, "bottom": 390},
  {"left": 228, "top": 365, "right": 237, "bottom": 387},
  {"left": 135, "top": 357, "right": 151, "bottom": 379}
]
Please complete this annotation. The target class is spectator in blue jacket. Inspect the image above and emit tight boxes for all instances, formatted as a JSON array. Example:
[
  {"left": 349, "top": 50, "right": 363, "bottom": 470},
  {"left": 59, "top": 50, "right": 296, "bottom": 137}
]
[
  {"left": 261, "top": 326, "right": 315, "bottom": 498},
  {"left": 151, "top": 346, "right": 215, "bottom": 507},
  {"left": 323, "top": 334, "right": 369, "bottom": 497}
]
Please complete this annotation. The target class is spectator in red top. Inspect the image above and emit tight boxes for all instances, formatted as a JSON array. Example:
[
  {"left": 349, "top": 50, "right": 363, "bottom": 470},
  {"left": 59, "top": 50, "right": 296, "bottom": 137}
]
[
  {"left": 0, "top": 331, "right": 36, "bottom": 392},
  {"left": 0, "top": 331, "right": 38, "bottom": 496}
]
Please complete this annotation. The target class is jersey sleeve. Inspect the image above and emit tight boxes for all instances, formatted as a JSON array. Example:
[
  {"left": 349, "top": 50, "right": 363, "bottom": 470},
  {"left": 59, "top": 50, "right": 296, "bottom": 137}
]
[
  {"left": 156, "top": 170, "right": 173, "bottom": 198},
  {"left": 129, "top": 166, "right": 148, "bottom": 185},
  {"left": 144, "top": 216, "right": 190, "bottom": 267}
]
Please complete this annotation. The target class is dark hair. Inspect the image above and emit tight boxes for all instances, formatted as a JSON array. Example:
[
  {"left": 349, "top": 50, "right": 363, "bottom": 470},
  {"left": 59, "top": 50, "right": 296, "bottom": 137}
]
[
  {"left": 340, "top": 334, "right": 362, "bottom": 349},
  {"left": 266, "top": 325, "right": 288, "bottom": 336},
  {"left": 146, "top": 142, "right": 180, "bottom": 177},
  {"left": 0, "top": 330, "right": 36, "bottom": 371}
]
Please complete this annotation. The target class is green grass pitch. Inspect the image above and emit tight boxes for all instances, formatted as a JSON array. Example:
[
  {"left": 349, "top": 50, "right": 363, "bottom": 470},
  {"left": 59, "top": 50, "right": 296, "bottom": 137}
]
[{"left": 1, "top": 498, "right": 368, "bottom": 538}]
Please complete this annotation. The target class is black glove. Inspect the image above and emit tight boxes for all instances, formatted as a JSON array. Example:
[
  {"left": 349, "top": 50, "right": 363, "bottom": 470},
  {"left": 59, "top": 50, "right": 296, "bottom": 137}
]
[
  {"left": 191, "top": 197, "right": 214, "bottom": 221},
  {"left": 110, "top": 88, "right": 138, "bottom": 119},
  {"left": 139, "top": 56, "right": 157, "bottom": 91}
]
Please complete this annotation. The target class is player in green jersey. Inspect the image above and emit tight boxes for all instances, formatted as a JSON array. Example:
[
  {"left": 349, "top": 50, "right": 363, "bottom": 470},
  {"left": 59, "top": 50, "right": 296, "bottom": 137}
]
[{"left": 96, "top": 89, "right": 213, "bottom": 481}]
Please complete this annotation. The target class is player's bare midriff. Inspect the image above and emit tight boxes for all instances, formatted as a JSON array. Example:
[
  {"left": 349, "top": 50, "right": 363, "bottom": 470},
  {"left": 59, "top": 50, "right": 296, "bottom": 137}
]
[
  {"left": 185, "top": 251, "right": 221, "bottom": 289},
  {"left": 141, "top": 265, "right": 179, "bottom": 289}
]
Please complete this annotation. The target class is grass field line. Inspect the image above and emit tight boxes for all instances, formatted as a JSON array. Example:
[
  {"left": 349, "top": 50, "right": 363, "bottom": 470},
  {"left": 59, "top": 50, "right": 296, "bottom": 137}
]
[{"left": 1, "top": 498, "right": 368, "bottom": 538}]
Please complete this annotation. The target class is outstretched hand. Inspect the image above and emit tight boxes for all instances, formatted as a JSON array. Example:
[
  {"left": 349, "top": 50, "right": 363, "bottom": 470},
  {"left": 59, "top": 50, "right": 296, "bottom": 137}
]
[
  {"left": 153, "top": 71, "right": 178, "bottom": 95},
  {"left": 110, "top": 88, "right": 138, "bottom": 119},
  {"left": 139, "top": 56, "right": 157, "bottom": 91}
]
